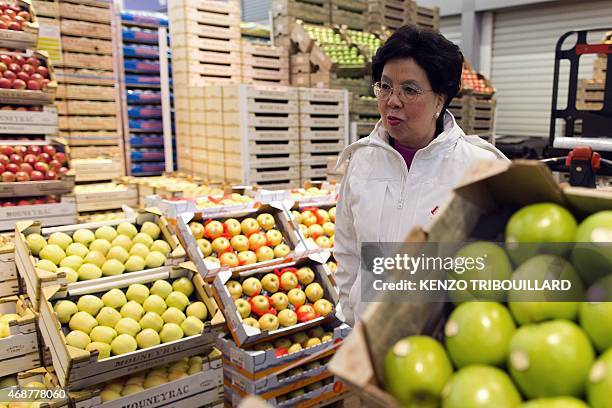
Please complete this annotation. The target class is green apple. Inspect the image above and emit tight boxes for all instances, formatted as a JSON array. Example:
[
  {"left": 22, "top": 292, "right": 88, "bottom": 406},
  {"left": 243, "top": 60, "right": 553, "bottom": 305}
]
[
  {"left": 111, "top": 333, "right": 137, "bottom": 355},
  {"left": 95, "top": 225, "right": 117, "bottom": 242},
  {"left": 122, "top": 384, "right": 144, "bottom": 396},
  {"left": 40, "top": 244, "right": 66, "bottom": 265},
  {"left": 186, "top": 302, "right": 207, "bottom": 321},
  {"left": 166, "top": 291, "right": 189, "bottom": 311},
  {"left": 66, "top": 242, "right": 89, "bottom": 258},
  {"left": 89, "top": 239, "right": 111, "bottom": 256},
  {"left": 181, "top": 316, "right": 204, "bottom": 336},
  {"left": 521, "top": 397, "right": 590, "bottom": 408},
  {"left": 150, "top": 240, "right": 171, "bottom": 256},
  {"left": 140, "top": 312, "right": 164, "bottom": 332},
  {"left": 505, "top": 203, "right": 577, "bottom": 265},
  {"left": 579, "top": 302, "right": 612, "bottom": 352},
  {"left": 509, "top": 319, "right": 595, "bottom": 398},
  {"left": 136, "top": 328, "right": 160, "bottom": 349},
  {"left": 26, "top": 233, "right": 46, "bottom": 256},
  {"left": 571, "top": 210, "right": 612, "bottom": 285},
  {"left": 60, "top": 255, "right": 83, "bottom": 271},
  {"left": 140, "top": 221, "right": 161, "bottom": 240},
  {"left": 172, "top": 277, "right": 194, "bottom": 297},
  {"left": 112, "top": 235, "right": 133, "bottom": 251},
  {"left": 90, "top": 325, "right": 117, "bottom": 344},
  {"left": 100, "top": 389, "right": 121, "bottom": 402},
  {"left": 107, "top": 246, "right": 129, "bottom": 263},
  {"left": 442, "top": 365, "right": 522, "bottom": 408},
  {"left": 117, "top": 222, "right": 138, "bottom": 239},
  {"left": 58, "top": 266, "right": 78, "bottom": 283},
  {"left": 69, "top": 311, "right": 98, "bottom": 334},
  {"left": 77, "top": 295, "right": 104, "bottom": 315},
  {"left": 127, "top": 284, "right": 150, "bottom": 304},
  {"left": 159, "top": 323, "right": 183, "bottom": 342},
  {"left": 587, "top": 348, "right": 612, "bottom": 408},
  {"left": 102, "top": 288, "right": 127, "bottom": 309},
  {"left": 121, "top": 301, "right": 144, "bottom": 321},
  {"left": 84, "top": 250, "right": 106, "bottom": 268},
  {"left": 65, "top": 330, "right": 91, "bottom": 350},
  {"left": 36, "top": 259, "right": 57, "bottom": 272},
  {"left": 143, "top": 294, "right": 167, "bottom": 315},
  {"left": 125, "top": 255, "right": 146, "bottom": 272},
  {"left": 161, "top": 307, "right": 186, "bottom": 325},
  {"left": 383, "top": 335, "right": 453, "bottom": 406},
  {"left": 508, "top": 255, "right": 584, "bottom": 324},
  {"left": 101, "top": 259, "right": 125, "bottom": 276},
  {"left": 54, "top": 300, "right": 78, "bottom": 323},
  {"left": 73, "top": 229, "right": 96, "bottom": 246},
  {"left": 145, "top": 251, "right": 166, "bottom": 268},
  {"left": 133, "top": 232, "right": 154, "bottom": 248},
  {"left": 445, "top": 302, "right": 516, "bottom": 368},
  {"left": 86, "top": 341, "right": 112, "bottom": 360},
  {"left": 150, "top": 280, "right": 172, "bottom": 299},
  {"left": 305, "top": 283, "right": 324, "bottom": 302},
  {"left": 197, "top": 239, "right": 212, "bottom": 256},
  {"left": 129, "top": 243, "right": 150, "bottom": 260},
  {"left": 78, "top": 263, "right": 102, "bottom": 280},
  {"left": 48, "top": 232, "right": 73, "bottom": 250},
  {"left": 115, "top": 317, "right": 141, "bottom": 337},
  {"left": 96, "top": 307, "right": 122, "bottom": 328}
]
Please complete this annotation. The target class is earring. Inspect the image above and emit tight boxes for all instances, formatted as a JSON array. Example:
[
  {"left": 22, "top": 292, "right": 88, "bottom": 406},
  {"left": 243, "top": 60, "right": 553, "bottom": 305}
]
[{"left": 434, "top": 112, "right": 440, "bottom": 119}]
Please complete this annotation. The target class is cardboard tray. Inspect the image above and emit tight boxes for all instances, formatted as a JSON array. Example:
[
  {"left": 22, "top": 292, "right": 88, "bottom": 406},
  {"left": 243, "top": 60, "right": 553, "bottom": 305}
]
[
  {"left": 0, "top": 0, "right": 39, "bottom": 50},
  {"left": 212, "top": 258, "right": 340, "bottom": 348},
  {"left": 0, "top": 50, "right": 57, "bottom": 105},
  {"left": 328, "top": 159, "right": 612, "bottom": 407},
  {"left": 14, "top": 209, "right": 182, "bottom": 310},
  {"left": 37, "top": 266, "right": 226, "bottom": 390}
]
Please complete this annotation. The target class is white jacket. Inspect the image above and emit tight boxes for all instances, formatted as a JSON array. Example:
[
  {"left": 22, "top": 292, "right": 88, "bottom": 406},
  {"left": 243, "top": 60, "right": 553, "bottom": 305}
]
[{"left": 334, "top": 111, "right": 508, "bottom": 326}]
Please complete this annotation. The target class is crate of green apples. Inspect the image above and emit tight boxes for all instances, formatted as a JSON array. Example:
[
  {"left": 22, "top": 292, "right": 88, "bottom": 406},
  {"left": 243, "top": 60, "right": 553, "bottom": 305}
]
[
  {"left": 38, "top": 266, "right": 225, "bottom": 389},
  {"left": 0, "top": 295, "right": 40, "bottom": 377},
  {"left": 329, "top": 160, "right": 612, "bottom": 408},
  {"left": 213, "top": 257, "right": 339, "bottom": 348},
  {"left": 14, "top": 210, "right": 182, "bottom": 310}
]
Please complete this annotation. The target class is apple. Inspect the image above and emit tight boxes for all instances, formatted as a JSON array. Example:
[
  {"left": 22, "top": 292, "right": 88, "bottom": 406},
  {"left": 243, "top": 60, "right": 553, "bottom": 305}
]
[
  {"left": 96, "top": 307, "right": 122, "bottom": 328},
  {"left": 12, "top": 78, "right": 25, "bottom": 89},
  {"left": 242, "top": 277, "right": 262, "bottom": 296},
  {"left": 271, "top": 292, "right": 289, "bottom": 311},
  {"left": 83, "top": 250, "right": 105, "bottom": 268},
  {"left": 125, "top": 255, "right": 146, "bottom": 272},
  {"left": 106, "top": 246, "right": 129, "bottom": 264},
  {"left": 238, "top": 250, "right": 257, "bottom": 265},
  {"left": 305, "top": 283, "right": 324, "bottom": 302},
  {"left": 69, "top": 311, "right": 98, "bottom": 335},
  {"left": 278, "top": 309, "right": 297, "bottom": 327},
  {"left": 224, "top": 218, "right": 242, "bottom": 236},
  {"left": 258, "top": 313, "right": 279, "bottom": 331},
  {"left": 150, "top": 240, "right": 171, "bottom": 256},
  {"left": 587, "top": 349, "right": 612, "bottom": 408},
  {"left": 322, "top": 222, "right": 335, "bottom": 236},
  {"left": 121, "top": 301, "right": 144, "bottom": 321},
  {"left": 296, "top": 267, "right": 315, "bottom": 285},
  {"left": 305, "top": 337, "right": 321, "bottom": 348},
  {"left": 288, "top": 343, "right": 303, "bottom": 354},
  {"left": 160, "top": 323, "right": 183, "bottom": 342},
  {"left": 301, "top": 211, "right": 317, "bottom": 227},
  {"left": 6, "top": 163, "right": 18, "bottom": 173},
  {"left": 296, "top": 305, "right": 317, "bottom": 322},
  {"left": 129, "top": 243, "right": 150, "bottom": 259},
  {"left": 100, "top": 259, "right": 124, "bottom": 276},
  {"left": 8, "top": 63, "right": 19, "bottom": 73},
  {"left": 133, "top": 232, "right": 153, "bottom": 247},
  {"left": 23, "top": 154, "right": 36, "bottom": 165},
  {"left": 26, "top": 57, "right": 39, "bottom": 68},
  {"left": 241, "top": 218, "right": 260, "bottom": 235},
  {"left": 9, "top": 153, "right": 21, "bottom": 164},
  {"left": 280, "top": 272, "right": 298, "bottom": 291},
  {"left": 275, "top": 338, "right": 292, "bottom": 349},
  {"left": 242, "top": 317, "right": 259, "bottom": 328},
  {"left": 255, "top": 246, "right": 274, "bottom": 262},
  {"left": 313, "top": 299, "right": 333, "bottom": 316},
  {"left": 115, "top": 317, "right": 141, "bottom": 337},
  {"left": 256, "top": 213, "right": 276, "bottom": 231},
  {"left": 37, "top": 66, "right": 49, "bottom": 78},
  {"left": 116, "top": 222, "right": 137, "bottom": 239},
  {"left": 140, "top": 221, "right": 161, "bottom": 239},
  {"left": 580, "top": 302, "right": 612, "bottom": 353},
  {"left": 2, "top": 70, "right": 14, "bottom": 81},
  {"left": 166, "top": 291, "right": 189, "bottom": 311},
  {"left": 39, "top": 243, "right": 66, "bottom": 265},
  {"left": 54, "top": 152, "right": 67, "bottom": 164},
  {"left": 54, "top": 300, "right": 78, "bottom": 324},
  {"left": 1, "top": 171, "right": 14, "bottom": 181},
  {"left": 39, "top": 152, "right": 51, "bottom": 162},
  {"left": 127, "top": 284, "right": 150, "bottom": 304},
  {"left": 181, "top": 316, "right": 204, "bottom": 336},
  {"left": 211, "top": 237, "right": 230, "bottom": 254},
  {"left": 90, "top": 326, "right": 117, "bottom": 344},
  {"left": 43, "top": 144, "right": 57, "bottom": 155},
  {"left": 139, "top": 312, "right": 164, "bottom": 332},
  {"left": 219, "top": 251, "right": 238, "bottom": 267},
  {"left": 76, "top": 294, "right": 104, "bottom": 315},
  {"left": 66, "top": 330, "right": 91, "bottom": 350},
  {"left": 442, "top": 365, "right": 521, "bottom": 408},
  {"left": 261, "top": 273, "right": 280, "bottom": 293},
  {"left": 251, "top": 295, "right": 271, "bottom": 315},
  {"left": 186, "top": 302, "right": 208, "bottom": 321},
  {"left": 226, "top": 280, "right": 243, "bottom": 299},
  {"left": 34, "top": 162, "right": 48, "bottom": 173},
  {"left": 60, "top": 255, "right": 83, "bottom": 271},
  {"left": 136, "top": 328, "right": 160, "bottom": 349},
  {"left": 230, "top": 235, "right": 249, "bottom": 252},
  {"left": 204, "top": 220, "right": 224, "bottom": 239},
  {"left": 110, "top": 333, "right": 137, "bottom": 355},
  {"left": 196, "top": 238, "right": 212, "bottom": 256},
  {"left": 171, "top": 277, "right": 194, "bottom": 297},
  {"left": 288, "top": 288, "right": 307, "bottom": 308},
  {"left": 16, "top": 71, "right": 28, "bottom": 82},
  {"left": 14, "top": 170, "right": 28, "bottom": 181},
  {"left": 248, "top": 233, "right": 267, "bottom": 251},
  {"left": 235, "top": 298, "right": 251, "bottom": 319},
  {"left": 21, "top": 64, "right": 34, "bottom": 75},
  {"left": 145, "top": 251, "right": 166, "bottom": 268},
  {"left": 102, "top": 288, "right": 127, "bottom": 309},
  {"left": 150, "top": 279, "right": 173, "bottom": 299},
  {"left": 26, "top": 233, "right": 47, "bottom": 255},
  {"left": 0, "top": 56, "right": 10, "bottom": 67},
  {"left": 78, "top": 263, "right": 102, "bottom": 280},
  {"left": 189, "top": 222, "right": 205, "bottom": 239},
  {"left": 0, "top": 154, "right": 7, "bottom": 165},
  {"left": 274, "top": 244, "right": 291, "bottom": 258},
  {"left": 308, "top": 326, "right": 325, "bottom": 339},
  {"left": 112, "top": 235, "right": 133, "bottom": 251},
  {"left": 265, "top": 230, "right": 283, "bottom": 247},
  {"left": 73, "top": 229, "right": 95, "bottom": 246}
]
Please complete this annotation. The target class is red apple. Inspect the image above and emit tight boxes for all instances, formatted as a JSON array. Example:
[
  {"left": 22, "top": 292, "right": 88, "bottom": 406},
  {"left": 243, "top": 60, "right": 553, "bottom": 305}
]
[
  {"left": 8, "top": 63, "right": 20, "bottom": 73},
  {"left": 0, "top": 154, "right": 8, "bottom": 166},
  {"left": 53, "top": 152, "right": 66, "bottom": 163},
  {"left": 44, "top": 170, "right": 57, "bottom": 180},
  {"left": 29, "top": 170, "right": 43, "bottom": 181},
  {"left": 13, "top": 55, "right": 24, "bottom": 66},
  {"left": 47, "top": 196, "right": 58, "bottom": 203},
  {"left": 0, "top": 21, "right": 7, "bottom": 30},
  {"left": 0, "top": 55, "right": 10, "bottom": 67},
  {"left": 9, "top": 6, "right": 20, "bottom": 13},
  {"left": 4, "top": 9, "right": 15, "bottom": 18},
  {"left": 15, "top": 106, "right": 26, "bottom": 111},
  {"left": 23, "top": 154, "right": 36, "bottom": 166},
  {"left": 36, "top": 66, "right": 48, "bottom": 78},
  {"left": 15, "top": 171, "right": 28, "bottom": 181},
  {"left": 14, "top": 146, "right": 26, "bottom": 156},
  {"left": 0, "top": 16, "right": 10, "bottom": 26},
  {"left": 9, "top": 154, "right": 21, "bottom": 164},
  {"left": 16, "top": 71, "right": 28, "bottom": 82},
  {"left": 26, "top": 80, "right": 39, "bottom": 90},
  {"left": 2, "top": 70, "right": 14, "bottom": 81},
  {"left": 21, "top": 64, "right": 33, "bottom": 75},
  {"left": 0, "top": 78, "right": 10, "bottom": 89},
  {"left": 14, "top": 15, "right": 24, "bottom": 24},
  {"left": 0, "top": 62, "right": 6, "bottom": 72},
  {"left": 58, "top": 167, "right": 68, "bottom": 176},
  {"left": 30, "top": 73, "right": 42, "bottom": 82},
  {"left": 5, "top": 163, "right": 18, "bottom": 173},
  {"left": 43, "top": 145, "right": 56, "bottom": 156},
  {"left": 25, "top": 57, "right": 39, "bottom": 68},
  {"left": 2, "top": 201, "right": 14, "bottom": 207},
  {"left": 12, "top": 79, "right": 25, "bottom": 89},
  {"left": 38, "top": 152, "right": 50, "bottom": 162},
  {"left": 17, "top": 11, "right": 29, "bottom": 21},
  {"left": 0, "top": 106, "right": 11, "bottom": 110},
  {"left": 33, "top": 198, "right": 45, "bottom": 205},
  {"left": 0, "top": 163, "right": 4, "bottom": 173},
  {"left": 1, "top": 171, "right": 14, "bottom": 182},
  {"left": 27, "top": 145, "right": 40, "bottom": 155},
  {"left": 17, "top": 200, "right": 30, "bottom": 206},
  {"left": 41, "top": 79, "right": 49, "bottom": 89},
  {"left": 34, "top": 162, "right": 48, "bottom": 173},
  {"left": 48, "top": 159, "right": 61, "bottom": 170},
  {"left": 0, "top": 146, "right": 12, "bottom": 156},
  {"left": 19, "top": 163, "right": 32, "bottom": 174}
]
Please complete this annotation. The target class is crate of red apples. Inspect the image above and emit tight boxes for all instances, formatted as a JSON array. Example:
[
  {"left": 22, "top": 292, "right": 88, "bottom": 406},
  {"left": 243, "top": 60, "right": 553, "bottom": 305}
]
[
  {"left": 0, "top": 140, "right": 74, "bottom": 197},
  {"left": 0, "top": 1, "right": 38, "bottom": 50},
  {"left": 0, "top": 49, "right": 55, "bottom": 104}
]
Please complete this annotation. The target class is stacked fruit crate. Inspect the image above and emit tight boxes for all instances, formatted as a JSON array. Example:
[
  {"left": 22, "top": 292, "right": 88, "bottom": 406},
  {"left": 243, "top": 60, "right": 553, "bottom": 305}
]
[
  {"left": 271, "top": 0, "right": 330, "bottom": 46},
  {"left": 330, "top": 0, "right": 367, "bottom": 31},
  {"left": 367, "top": 0, "right": 439, "bottom": 35},
  {"left": 169, "top": 0, "right": 242, "bottom": 87},
  {"left": 120, "top": 10, "right": 173, "bottom": 176},
  {"left": 54, "top": 0, "right": 124, "bottom": 182},
  {"left": 241, "top": 40, "right": 289, "bottom": 86},
  {"left": 299, "top": 88, "right": 349, "bottom": 183}
]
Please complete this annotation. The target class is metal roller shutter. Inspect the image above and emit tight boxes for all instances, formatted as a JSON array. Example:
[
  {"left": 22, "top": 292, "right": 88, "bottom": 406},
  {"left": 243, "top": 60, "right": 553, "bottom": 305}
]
[
  {"left": 491, "top": 0, "right": 612, "bottom": 137},
  {"left": 440, "top": 15, "right": 462, "bottom": 47},
  {"left": 242, "top": 0, "right": 270, "bottom": 23}
]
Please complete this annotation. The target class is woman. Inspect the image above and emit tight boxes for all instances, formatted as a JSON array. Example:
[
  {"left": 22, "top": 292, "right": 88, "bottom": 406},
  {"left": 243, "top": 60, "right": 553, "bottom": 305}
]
[{"left": 334, "top": 25, "right": 507, "bottom": 326}]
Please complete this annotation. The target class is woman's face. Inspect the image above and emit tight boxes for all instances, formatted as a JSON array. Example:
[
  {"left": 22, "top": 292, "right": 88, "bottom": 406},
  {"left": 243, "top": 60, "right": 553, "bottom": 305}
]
[{"left": 378, "top": 57, "right": 445, "bottom": 149}]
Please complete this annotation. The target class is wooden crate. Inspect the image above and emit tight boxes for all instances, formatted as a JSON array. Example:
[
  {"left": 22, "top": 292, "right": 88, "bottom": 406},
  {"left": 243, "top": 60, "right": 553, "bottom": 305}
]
[
  {"left": 300, "top": 138, "right": 346, "bottom": 153},
  {"left": 75, "top": 183, "right": 138, "bottom": 212},
  {"left": 331, "top": 5, "right": 367, "bottom": 31},
  {"left": 59, "top": 115, "right": 117, "bottom": 131},
  {"left": 64, "top": 131, "right": 120, "bottom": 147},
  {"left": 56, "top": 100, "right": 116, "bottom": 116},
  {"left": 71, "top": 157, "right": 124, "bottom": 181},
  {"left": 55, "top": 68, "right": 116, "bottom": 86},
  {"left": 0, "top": 0, "right": 39, "bottom": 50},
  {"left": 272, "top": 0, "right": 331, "bottom": 25},
  {"left": 577, "top": 79, "right": 605, "bottom": 110},
  {"left": 60, "top": 19, "right": 112, "bottom": 39},
  {"left": 59, "top": 2, "right": 111, "bottom": 23},
  {"left": 406, "top": 2, "right": 440, "bottom": 31},
  {"left": 33, "top": 0, "right": 60, "bottom": 18},
  {"left": 0, "top": 295, "right": 40, "bottom": 377},
  {"left": 593, "top": 56, "right": 608, "bottom": 81},
  {"left": 171, "top": 20, "right": 241, "bottom": 40},
  {"left": 69, "top": 145, "right": 123, "bottom": 159},
  {"left": 61, "top": 36, "right": 113, "bottom": 55},
  {"left": 56, "top": 84, "right": 115, "bottom": 101}
]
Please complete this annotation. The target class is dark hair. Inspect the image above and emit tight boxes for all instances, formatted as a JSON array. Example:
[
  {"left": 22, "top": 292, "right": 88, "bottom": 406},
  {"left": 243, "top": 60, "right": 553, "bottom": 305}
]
[{"left": 372, "top": 25, "right": 463, "bottom": 131}]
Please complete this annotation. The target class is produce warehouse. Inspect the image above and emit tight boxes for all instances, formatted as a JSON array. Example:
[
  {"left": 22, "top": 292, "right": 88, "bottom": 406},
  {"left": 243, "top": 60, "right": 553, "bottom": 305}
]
[{"left": 0, "top": 0, "right": 608, "bottom": 406}]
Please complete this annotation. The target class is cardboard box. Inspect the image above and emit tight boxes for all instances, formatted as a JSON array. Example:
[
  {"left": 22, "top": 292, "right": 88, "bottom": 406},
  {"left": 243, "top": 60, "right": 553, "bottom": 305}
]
[
  {"left": 0, "top": 0, "right": 39, "bottom": 50},
  {"left": 15, "top": 209, "right": 182, "bottom": 309},
  {"left": 37, "top": 267, "right": 225, "bottom": 389},
  {"left": 328, "top": 159, "right": 612, "bottom": 407},
  {"left": 0, "top": 295, "right": 41, "bottom": 377}
]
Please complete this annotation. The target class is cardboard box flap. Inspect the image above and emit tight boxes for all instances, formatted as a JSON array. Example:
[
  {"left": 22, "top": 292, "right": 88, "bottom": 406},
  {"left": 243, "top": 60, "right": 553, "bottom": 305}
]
[{"left": 562, "top": 186, "right": 612, "bottom": 218}]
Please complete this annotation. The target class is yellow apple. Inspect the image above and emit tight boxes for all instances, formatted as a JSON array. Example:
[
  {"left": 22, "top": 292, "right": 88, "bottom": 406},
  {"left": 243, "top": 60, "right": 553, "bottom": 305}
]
[
  {"left": 256, "top": 246, "right": 275, "bottom": 262},
  {"left": 54, "top": 300, "right": 78, "bottom": 324},
  {"left": 126, "top": 284, "right": 150, "bottom": 304},
  {"left": 261, "top": 273, "right": 280, "bottom": 293},
  {"left": 189, "top": 222, "right": 205, "bottom": 239},
  {"left": 204, "top": 221, "right": 224, "bottom": 240},
  {"left": 313, "top": 299, "right": 333, "bottom": 316},
  {"left": 112, "top": 235, "right": 133, "bottom": 251},
  {"left": 140, "top": 221, "right": 161, "bottom": 240},
  {"left": 242, "top": 277, "right": 262, "bottom": 296},
  {"left": 26, "top": 233, "right": 46, "bottom": 256},
  {"left": 196, "top": 239, "right": 212, "bottom": 256},
  {"left": 241, "top": 218, "right": 260, "bottom": 235},
  {"left": 258, "top": 313, "right": 279, "bottom": 331},
  {"left": 242, "top": 317, "right": 259, "bottom": 329},
  {"left": 77, "top": 295, "right": 104, "bottom": 315},
  {"left": 40, "top": 244, "right": 66, "bottom": 265},
  {"left": 308, "top": 224, "right": 324, "bottom": 239},
  {"left": 117, "top": 222, "right": 138, "bottom": 239},
  {"left": 251, "top": 295, "right": 271, "bottom": 314},
  {"left": 159, "top": 323, "right": 183, "bottom": 342},
  {"left": 226, "top": 280, "right": 243, "bottom": 299},
  {"left": 220, "top": 252, "right": 239, "bottom": 267},
  {"left": 95, "top": 225, "right": 117, "bottom": 242},
  {"left": 266, "top": 229, "right": 283, "bottom": 247},
  {"left": 238, "top": 250, "right": 257, "bottom": 265},
  {"left": 278, "top": 309, "right": 297, "bottom": 327},
  {"left": 66, "top": 242, "right": 89, "bottom": 258},
  {"left": 230, "top": 235, "right": 249, "bottom": 252},
  {"left": 181, "top": 316, "right": 204, "bottom": 336},
  {"left": 298, "top": 224, "right": 309, "bottom": 238},
  {"left": 90, "top": 239, "right": 111, "bottom": 256},
  {"left": 90, "top": 325, "right": 117, "bottom": 344},
  {"left": 280, "top": 272, "right": 298, "bottom": 291},
  {"left": 305, "top": 283, "right": 324, "bottom": 302},
  {"left": 316, "top": 209, "right": 330, "bottom": 223},
  {"left": 288, "top": 343, "right": 303, "bottom": 354},
  {"left": 322, "top": 222, "right": 335, "bottom": 236},
  {"left": 97, "top": 307, "right": 122, "bottom": 328},
  {"left": 288, "top": 288, "right": 306, "bottom": 308},
  {"left": 329, "top": 207, "right": 336, "bottom": 222},
  {"left": 172, "top": 277, "right": 194, "bottom": 297},
  {"left": 111, "top": 333, "right": 137, "bottom": 355},
  {"left": 151, "top": 280, "right": 173, "bottom": 299},
  {"left": 274, "top": 244, "right": 291, "bottom": 258},
  {"left": 224, "top": 218, "right": 242, "bottom": 236},
  {"left": 249, "top": 233, "right": 267, "bottom": 251},
  {"left": 66, "top": 330, "right": 91, "bottom": 349},
  {"left": 107, "top": 246, "right": 129, "bottom": 263},
  {"left": 186, "top": 302, "right": 208, "bottom": 321},
  {"left": 235, "top": 298, "right": 251, "bottom": 319},
  {"left": 211, "top": 237, "right": 230, "bottom": 254},
  {"left": 256, "top": 213, "right": 276, "bottom": 231},
  {"left": 315, "top": 236, "right": 332, "bottom": 249},
  {"left": 297, "top": 267, "right": 315, "bottom": 285},
  {"left": 69, "top": 311, "right": 98, "bottom": 335},
  {"left": 48, "top": 232, "right": 73, "bottom": 250}
]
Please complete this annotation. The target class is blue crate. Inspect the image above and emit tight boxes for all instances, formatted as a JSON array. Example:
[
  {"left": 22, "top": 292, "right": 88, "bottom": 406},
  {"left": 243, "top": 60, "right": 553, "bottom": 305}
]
[
  {"left": 130, "top": 149, "right": 165, "bottom": 161},
  {"left": 124, "top": 59, "right": 160, "bottom": 74},
  {"left": 122, "top": 27, "right": 159, "bottom": 44},
  {"left": 129, "top": 119, "right": 163, "bottom": 132},
  {"left": 128, "top": 106, "right": 162, "bottom": 119},
  {"left": 123, "top": 44, "right": 160, "bottom": 59},
  {"left": 131, "top": 162, "right": 166, "bottom": 174},
  {"left": 125, "top": 75, "right": 160, "bottom": 87},
  {"left": 121, "top": 11, "right": 168, "bottom": 27},
  {"left": 130, "top": 135, "right": 164, "bottom": 147},
  {"left": 126, "top": 90, "right": 162, "bottom": 104}
]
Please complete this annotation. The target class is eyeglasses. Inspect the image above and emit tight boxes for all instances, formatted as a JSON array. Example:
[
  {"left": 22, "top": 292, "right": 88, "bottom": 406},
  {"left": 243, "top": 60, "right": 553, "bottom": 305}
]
[{"left": 372, "top": 81, "right": 433, "bottom": 103}]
